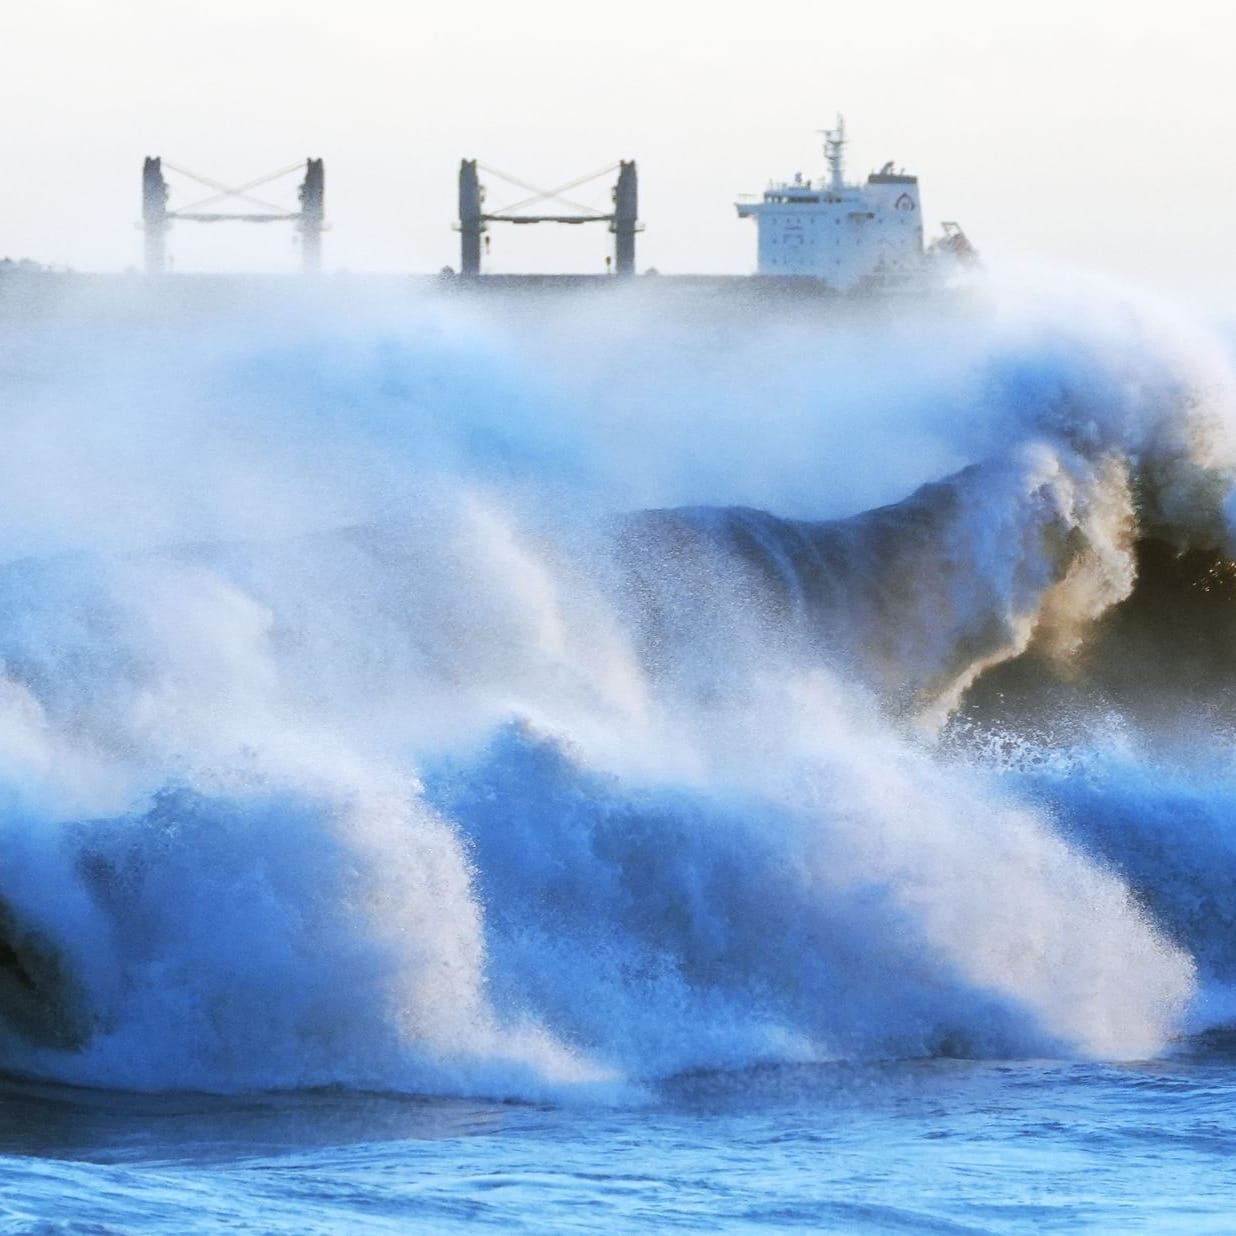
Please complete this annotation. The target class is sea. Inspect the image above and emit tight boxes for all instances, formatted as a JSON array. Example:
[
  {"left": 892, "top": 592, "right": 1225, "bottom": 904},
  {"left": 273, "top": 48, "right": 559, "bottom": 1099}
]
[{"left": 0, "top": 269, "right": 1234, "bottom": 1232}]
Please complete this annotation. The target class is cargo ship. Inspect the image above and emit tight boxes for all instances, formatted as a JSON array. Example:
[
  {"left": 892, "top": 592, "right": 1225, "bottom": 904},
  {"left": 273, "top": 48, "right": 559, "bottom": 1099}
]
[{"left": 0, "top": 119, "right": 976, "bottom": 296}]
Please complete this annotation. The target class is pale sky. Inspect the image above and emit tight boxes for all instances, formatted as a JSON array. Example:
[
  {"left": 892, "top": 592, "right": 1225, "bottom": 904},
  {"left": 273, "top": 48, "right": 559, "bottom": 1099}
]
[{"left": 3, "top": 1, "right": 1233, "bottom": 300}]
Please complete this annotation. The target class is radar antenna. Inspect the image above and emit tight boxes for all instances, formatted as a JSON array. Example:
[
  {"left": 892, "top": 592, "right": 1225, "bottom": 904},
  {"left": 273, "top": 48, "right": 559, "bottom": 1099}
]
[{"left": 821, "top": 115, "right": 846, "bottom": 192}]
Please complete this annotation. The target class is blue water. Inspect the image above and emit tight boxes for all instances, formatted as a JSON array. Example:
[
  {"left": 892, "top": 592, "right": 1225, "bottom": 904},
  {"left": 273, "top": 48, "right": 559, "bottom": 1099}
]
[
  {"left": 2, "top": 272, "right": 1236, "bottom": 1229},
  {"left": 4, "top": 1058, "right": 1236, "bottom": 1232}
]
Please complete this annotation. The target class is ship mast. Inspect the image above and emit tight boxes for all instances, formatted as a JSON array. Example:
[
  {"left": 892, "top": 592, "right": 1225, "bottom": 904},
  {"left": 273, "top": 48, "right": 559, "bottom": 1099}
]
[{"left": 823, "top": 115, "right": 846, "bottom": 191}]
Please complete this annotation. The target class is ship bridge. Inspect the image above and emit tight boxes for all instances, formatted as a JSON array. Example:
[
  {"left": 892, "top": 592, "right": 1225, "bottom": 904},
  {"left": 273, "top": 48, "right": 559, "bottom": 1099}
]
[{"left": 736, "top": 119, "right": 925, "bottom": 290}]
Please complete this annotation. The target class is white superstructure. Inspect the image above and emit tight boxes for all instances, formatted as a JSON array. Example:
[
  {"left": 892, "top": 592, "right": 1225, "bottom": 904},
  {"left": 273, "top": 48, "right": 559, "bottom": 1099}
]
[{"left": 736, "top": 119, "right": 926, "bottom": 289}]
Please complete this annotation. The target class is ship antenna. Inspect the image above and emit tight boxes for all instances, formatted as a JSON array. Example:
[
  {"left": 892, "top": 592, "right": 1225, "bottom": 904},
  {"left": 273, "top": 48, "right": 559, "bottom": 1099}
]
[{"left": 822, "top": 114, "right": 846, "bottom": 191}]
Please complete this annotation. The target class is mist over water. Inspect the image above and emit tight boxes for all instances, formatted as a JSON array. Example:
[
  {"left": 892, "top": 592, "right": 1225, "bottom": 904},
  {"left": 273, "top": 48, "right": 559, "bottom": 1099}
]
[{"left": 0, "top": 271, "right": 1233, "bottom": 1100}]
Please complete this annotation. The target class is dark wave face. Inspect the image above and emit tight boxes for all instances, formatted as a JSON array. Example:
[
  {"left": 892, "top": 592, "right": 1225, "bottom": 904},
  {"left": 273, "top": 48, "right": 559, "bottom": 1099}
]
[
  {"left": 617, "top": 485, "right": 1236, "bottom": 736},
  {"left": 616, "top": 458, "right": 1113, "bottom": 723},
  {"left": 0, "top": 274, "right": 1231, "bottom": 1096},
  {"left": 959, "top": 537, "right": 1236, "bottom": 738}
]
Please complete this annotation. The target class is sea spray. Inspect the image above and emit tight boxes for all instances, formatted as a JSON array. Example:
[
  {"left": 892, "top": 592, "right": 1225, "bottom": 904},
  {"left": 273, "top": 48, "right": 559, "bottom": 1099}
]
[{"left": 0, "top": 274, "right": 1229, "bottom": 1095}]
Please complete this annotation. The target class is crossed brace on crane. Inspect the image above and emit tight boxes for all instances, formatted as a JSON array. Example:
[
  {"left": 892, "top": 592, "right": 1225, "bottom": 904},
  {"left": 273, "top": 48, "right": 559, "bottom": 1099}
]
[
  {"left": 457, "top": 159, "right": 640, "bottom": 276},
  {"left": 141, "top": 157, "right": 326, "bottom": 274}
]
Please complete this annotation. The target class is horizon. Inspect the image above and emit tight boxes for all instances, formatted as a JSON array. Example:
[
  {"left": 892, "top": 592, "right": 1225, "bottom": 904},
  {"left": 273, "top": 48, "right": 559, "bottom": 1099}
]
[{"left": 3, "top": 1, "right": 1233, "bottom": 305}]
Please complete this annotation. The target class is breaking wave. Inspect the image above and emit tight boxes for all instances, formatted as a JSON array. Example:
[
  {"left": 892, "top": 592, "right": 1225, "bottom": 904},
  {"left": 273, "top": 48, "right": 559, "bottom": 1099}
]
[{"left": 0, "top": 271, "right": 1233, "bottom": 1098}]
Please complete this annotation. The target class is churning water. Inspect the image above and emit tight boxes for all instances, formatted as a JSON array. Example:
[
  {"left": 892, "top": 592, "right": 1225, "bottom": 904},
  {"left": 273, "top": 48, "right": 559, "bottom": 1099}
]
[{"left": 1, "top": 271, "right": 1236, "bottom": 1231}]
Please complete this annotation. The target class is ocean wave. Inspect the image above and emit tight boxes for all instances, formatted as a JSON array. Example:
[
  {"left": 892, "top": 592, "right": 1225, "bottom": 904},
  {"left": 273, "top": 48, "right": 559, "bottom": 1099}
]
[{"left": 0, "top": 273, "right": 1230, "bottom": 1097}]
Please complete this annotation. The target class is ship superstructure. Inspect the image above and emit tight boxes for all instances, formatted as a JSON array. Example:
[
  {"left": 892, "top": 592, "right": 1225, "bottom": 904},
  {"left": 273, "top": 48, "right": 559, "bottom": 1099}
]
[{"left": 736, "top": 119, "right": 931, "bottom": 289}]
